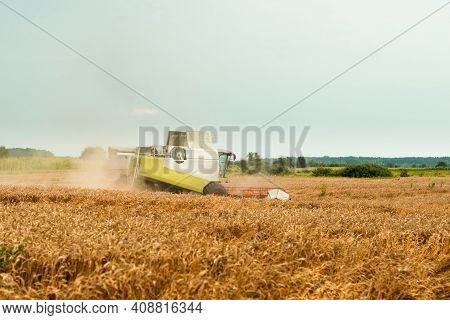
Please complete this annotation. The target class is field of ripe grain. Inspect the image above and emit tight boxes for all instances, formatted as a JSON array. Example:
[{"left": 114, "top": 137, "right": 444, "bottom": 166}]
[{"left": 0, "top": 177, "right": 449, "bottom": 299}]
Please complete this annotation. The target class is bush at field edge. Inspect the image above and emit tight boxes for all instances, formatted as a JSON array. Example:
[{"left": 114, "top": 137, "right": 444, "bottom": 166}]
[
  {"left": 340, "top": 164, "right": 392, "bottom": 178},
  {"left": 312, "top": 164, "right": 393, "bottom": 178}
]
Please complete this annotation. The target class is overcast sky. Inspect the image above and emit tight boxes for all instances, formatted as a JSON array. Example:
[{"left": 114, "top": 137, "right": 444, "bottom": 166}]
[{"left": 1, "top": 0, "right": 449, "bottom": 157}]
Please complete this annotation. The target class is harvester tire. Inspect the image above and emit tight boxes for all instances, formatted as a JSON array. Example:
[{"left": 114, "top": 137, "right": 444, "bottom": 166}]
[{"left": 203, "top": 182, "right": 227, "bottom": 196}]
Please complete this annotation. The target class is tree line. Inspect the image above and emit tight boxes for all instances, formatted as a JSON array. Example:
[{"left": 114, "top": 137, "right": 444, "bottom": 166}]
[{"left": 235, "top": 152, "right": 448, "bottom": 176}]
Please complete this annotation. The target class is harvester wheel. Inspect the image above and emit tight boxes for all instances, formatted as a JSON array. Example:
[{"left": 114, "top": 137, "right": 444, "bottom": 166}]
[{"left": 203, "top": 182, "right": 227, "bottom": 196}]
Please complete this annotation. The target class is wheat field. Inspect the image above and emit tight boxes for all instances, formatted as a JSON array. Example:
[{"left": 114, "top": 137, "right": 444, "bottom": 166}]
[{"left": 0, "top": 177, "right": 448, "bottom": 299}]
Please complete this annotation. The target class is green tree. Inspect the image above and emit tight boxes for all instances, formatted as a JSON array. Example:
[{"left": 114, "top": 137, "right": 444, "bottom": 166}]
[
  {"left": 246, "top": 152, "right": 262, "bottom": 175},
  {"left": 239, "top": 159, "right": 248, "bottom": 174},
  {"left": 296, "top": 156, "right": 306, "bottom": 168},
  {"left": 436, "top": 161, "right": 447, "bottom": 168},
  {"left": 287, "top": 157, "right": 296, "bottom": 168},
  {"left": 340, "top": 164, "right": 392, "bottom": 178},
  {"left": 268, "top": 157, "right": 290, "bottom": 175},
  {"left": 0, "top": 146, "right": 7, "bottom": 158}
]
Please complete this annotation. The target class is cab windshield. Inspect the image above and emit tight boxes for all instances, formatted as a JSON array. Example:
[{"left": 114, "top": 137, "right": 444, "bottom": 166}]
[{"left": 219, "top": 153, "right": 233, "bottom": 177}]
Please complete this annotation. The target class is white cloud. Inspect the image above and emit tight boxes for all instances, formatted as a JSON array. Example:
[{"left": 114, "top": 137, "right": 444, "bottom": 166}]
[{"left": 131, "top": 107, "right": 156, "bottom": 116}]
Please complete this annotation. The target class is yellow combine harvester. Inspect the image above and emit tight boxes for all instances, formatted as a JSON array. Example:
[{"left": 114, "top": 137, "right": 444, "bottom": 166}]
[
  {"left": 109, "top": 131, "right": 235, "bottom": 195},
  {"left": 109, "top": 130, "right": 289, "bottom": 200}
]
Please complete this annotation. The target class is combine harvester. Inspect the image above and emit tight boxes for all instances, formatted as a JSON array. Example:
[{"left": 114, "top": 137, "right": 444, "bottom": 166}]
[{"left": 109, "top": 131, "right": 289, "bottom": 200}]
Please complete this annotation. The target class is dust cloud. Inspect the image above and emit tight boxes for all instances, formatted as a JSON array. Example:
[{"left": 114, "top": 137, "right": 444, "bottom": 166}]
[{"left": 0, "top": 160, "right": 125, "bottom": 190}]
